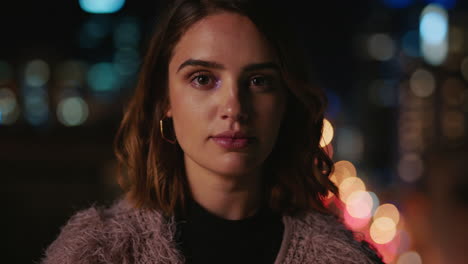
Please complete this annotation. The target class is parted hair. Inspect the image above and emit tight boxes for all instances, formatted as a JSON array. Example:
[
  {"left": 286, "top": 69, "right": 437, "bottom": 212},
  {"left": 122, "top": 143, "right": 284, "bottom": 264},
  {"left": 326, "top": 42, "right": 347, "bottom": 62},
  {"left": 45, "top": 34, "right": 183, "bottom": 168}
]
[{"left": 114, "top": 0, "right": 338, "bottom": 217}]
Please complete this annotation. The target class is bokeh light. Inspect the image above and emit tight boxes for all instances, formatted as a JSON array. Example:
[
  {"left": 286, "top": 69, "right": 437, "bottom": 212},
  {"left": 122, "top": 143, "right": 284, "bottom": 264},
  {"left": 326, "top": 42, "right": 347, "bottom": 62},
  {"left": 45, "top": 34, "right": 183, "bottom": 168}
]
[
  {"left": 339, "top": 177, "right": 366, "bottom": 203},
  {"left": 409, "top": 68, "right": 436, "bottom": 98},
  {"left": 0, "top": 88, "right": 19, "bottom": 125},
  {"left": 24, "top": 60, "right": 50, "bottom": 87},
  {"left": 336, "top": 127, "right": 364, "bottom": 162},
  {"left": 320, "top": 118, "right": 334, "bottom": 147},
  {"left": 420, "top": 4, "right": 449, "bottom": 65},
  {"left": 401, "top": 30, "right": 420, "bottom": 57},
  {"left": 368, "top": 33, "right": 395, "bottom": 61},
  {"left": 346, "top": 191, "right": 373, "bottom": 219},
  {"left": 23, "top": 88, "right": 49, "bottom": 126},
  {"left": 374, "top": 203, "right": 400, "bottom": 225},
  {"left": 368, "top": 191, "right": 380, "bottom": 215},
  {"left": 79, "top": 16, "right": 112, "bottom": 49},
  {"left": 420, "top": 5, "right": 448, "bottom": 45},
  {"left": 397, "top": 251, "right": 422, "bottom": 264},
  {"left": 331, "top": 160, "right": 357, "bottom": 186},
  {"left": 113, "top": 48, "right": 140, "bottom": 77},
  {"left": 376, "top": 229, "right": 403, "bottom": 263},
  {"left": 398, "top": 153, "right": 424, "bottom": 183},
  {"left": 422, "top": 40, "right": 448, "bottom": 65},
  {"left": 113, "top": 17, "right": 140, "bottom": 49},
  {"left": 343, "top": 207, "right": 371, "bottom": 230},
  {"left": 57, "top": 96, "right": 89, "bottom": 127},
  {"left": 370, "top": 217, "right": 397, "bottom": 244},
  {"left": 79, "top": 0, "right": 126, "bottom": 14},
  {"left": 87, "top": 62, "right": 119, "bottom": 93}
]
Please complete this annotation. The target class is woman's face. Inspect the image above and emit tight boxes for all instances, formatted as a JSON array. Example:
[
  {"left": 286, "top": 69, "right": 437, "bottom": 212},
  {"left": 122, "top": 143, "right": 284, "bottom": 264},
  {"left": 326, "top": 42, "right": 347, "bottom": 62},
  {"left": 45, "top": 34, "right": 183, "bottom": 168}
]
[{"left": 167, "top": 12, "right": 286, "bottom": 179}]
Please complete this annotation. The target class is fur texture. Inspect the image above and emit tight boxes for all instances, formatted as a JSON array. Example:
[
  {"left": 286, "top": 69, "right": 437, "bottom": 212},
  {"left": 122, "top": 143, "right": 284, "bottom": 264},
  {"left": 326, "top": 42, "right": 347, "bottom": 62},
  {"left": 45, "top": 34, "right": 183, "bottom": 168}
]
[{"left": 41, "top": 199, "right": 382, "bottom": 264}]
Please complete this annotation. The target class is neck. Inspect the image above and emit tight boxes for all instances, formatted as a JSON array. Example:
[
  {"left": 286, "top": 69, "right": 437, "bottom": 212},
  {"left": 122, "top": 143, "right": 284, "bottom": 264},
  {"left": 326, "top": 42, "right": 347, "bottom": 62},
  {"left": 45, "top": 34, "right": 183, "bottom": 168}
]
[{"left": 184, "top": 159, "right": 262, "bottom": 220}]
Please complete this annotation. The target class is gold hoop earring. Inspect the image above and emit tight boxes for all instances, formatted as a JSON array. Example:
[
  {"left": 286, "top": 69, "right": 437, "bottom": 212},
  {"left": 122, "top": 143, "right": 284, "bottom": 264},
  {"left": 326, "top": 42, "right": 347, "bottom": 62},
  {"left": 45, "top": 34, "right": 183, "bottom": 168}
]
[{"left": 160, "top": 118, "right": 177, "bottom": 144}]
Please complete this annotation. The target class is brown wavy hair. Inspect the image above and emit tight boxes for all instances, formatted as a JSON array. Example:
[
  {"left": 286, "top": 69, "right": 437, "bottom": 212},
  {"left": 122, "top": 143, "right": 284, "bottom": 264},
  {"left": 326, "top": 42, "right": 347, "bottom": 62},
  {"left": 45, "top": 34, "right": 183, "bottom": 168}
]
[{"left": 114, "top": 0, "right": 338, "bottom": 217}]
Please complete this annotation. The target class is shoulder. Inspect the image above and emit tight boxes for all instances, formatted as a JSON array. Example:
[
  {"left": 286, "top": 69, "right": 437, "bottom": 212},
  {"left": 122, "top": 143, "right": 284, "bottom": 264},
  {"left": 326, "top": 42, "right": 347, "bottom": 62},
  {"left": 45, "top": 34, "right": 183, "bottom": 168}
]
[
  {"left": 41, "top": 199, "right": 182, "bottom": 264},
  {"left": 282, "top": 210, "right": 383, "bottom": 264}
]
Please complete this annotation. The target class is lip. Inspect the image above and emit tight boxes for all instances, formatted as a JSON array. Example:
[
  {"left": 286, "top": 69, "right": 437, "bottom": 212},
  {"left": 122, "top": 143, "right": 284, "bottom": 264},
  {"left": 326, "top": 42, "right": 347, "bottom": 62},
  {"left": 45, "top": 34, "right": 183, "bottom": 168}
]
[
  {"left": 210, "top": 131, "right": 255, "bottom": 149},
  {"left": 212, "top": 131, "right": 252, "bottom": 138}
]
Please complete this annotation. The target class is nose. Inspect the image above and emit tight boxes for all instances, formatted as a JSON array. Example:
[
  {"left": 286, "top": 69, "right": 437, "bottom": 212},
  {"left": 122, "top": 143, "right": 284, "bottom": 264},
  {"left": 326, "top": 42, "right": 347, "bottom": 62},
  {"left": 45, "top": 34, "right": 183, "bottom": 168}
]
[{"left": 220, "top": 82, "right": 249, "bottom": 122}]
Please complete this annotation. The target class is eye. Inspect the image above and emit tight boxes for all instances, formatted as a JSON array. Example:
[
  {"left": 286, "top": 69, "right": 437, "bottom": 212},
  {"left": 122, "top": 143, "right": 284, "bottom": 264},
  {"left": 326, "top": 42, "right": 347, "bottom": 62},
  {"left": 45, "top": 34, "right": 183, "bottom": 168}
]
[
  {"left": 249, "top": 75, "right": 274, "bottom": 91},
  {"left": 190, "top": 72, "right": 217, "bottom": 89}
]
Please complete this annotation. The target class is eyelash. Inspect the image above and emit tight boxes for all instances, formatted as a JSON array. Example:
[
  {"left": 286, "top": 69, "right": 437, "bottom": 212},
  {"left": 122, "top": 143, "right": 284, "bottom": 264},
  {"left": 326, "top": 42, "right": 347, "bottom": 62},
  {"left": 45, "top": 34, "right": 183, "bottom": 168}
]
[
  {"left": 190, "top": 71, "right": 217, "bottom": 89},
  {"left": 249, "top": 75, "right": 274, "bottom": 91},
  {"left": 188, "top": 71, "right": 275, "bottom": 91}
]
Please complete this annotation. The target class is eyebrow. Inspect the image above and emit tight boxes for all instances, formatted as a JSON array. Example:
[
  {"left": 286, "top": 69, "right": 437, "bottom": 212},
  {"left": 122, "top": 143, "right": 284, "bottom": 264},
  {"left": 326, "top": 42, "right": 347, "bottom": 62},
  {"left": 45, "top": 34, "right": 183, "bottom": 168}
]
[{"left": 177, "top": 59, "right": 280, "bottom": 73}]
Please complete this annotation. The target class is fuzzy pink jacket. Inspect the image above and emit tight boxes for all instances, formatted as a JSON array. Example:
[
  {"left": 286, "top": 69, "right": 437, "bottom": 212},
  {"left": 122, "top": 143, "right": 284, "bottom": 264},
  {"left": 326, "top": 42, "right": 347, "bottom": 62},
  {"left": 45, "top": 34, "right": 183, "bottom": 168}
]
[{"left": 41, "top": 199, "right": 382, "bottom": 264}]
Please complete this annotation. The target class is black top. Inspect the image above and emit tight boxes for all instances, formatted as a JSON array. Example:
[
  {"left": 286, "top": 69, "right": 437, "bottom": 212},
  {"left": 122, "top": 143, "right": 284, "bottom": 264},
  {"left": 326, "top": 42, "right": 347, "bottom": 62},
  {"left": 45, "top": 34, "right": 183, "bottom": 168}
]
[{"left": 175, "top": 199, "right": 284, "bottom": 264}]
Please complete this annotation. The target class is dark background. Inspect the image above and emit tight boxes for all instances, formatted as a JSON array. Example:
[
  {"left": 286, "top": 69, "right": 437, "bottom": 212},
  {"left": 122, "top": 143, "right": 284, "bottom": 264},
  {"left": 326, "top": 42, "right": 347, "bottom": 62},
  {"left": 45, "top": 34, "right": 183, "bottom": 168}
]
[{"left": 1, "top": 0, "right": 467, "bottom": 263}]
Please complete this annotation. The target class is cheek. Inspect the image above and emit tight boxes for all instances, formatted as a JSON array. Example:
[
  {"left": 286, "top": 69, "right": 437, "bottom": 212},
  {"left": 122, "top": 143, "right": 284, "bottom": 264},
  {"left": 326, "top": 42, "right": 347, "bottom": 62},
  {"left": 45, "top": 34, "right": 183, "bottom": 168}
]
[
  {"left": 171, "top": 95, "right": 196, "bottom": 133},
  {"left": 169, "top": 86, "right": 214, "bottom": 141}
]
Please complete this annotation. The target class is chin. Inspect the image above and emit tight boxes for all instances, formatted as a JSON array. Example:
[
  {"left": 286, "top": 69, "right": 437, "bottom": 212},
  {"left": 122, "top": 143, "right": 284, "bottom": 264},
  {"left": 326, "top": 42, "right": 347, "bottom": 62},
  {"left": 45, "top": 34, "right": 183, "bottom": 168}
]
[
  {"left": 211, "top": 158, "right": 261, "bottom": 178},
  {"left": 216, "top": 155, "right": 261, "bottom": 175}
]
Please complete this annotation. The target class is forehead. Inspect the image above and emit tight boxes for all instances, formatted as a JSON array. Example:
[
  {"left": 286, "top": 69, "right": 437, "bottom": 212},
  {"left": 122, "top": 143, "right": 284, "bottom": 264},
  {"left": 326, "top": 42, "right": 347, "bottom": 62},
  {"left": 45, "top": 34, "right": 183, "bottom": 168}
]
[{"left": 169, "top": 12, "right": 276, "bottom": 69}]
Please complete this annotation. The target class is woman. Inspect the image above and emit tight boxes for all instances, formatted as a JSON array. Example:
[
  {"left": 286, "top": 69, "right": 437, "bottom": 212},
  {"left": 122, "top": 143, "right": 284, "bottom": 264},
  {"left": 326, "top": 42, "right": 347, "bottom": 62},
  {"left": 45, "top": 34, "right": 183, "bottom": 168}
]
[{"left": 42, "top": 0, "right": 383, "bottom": 263}]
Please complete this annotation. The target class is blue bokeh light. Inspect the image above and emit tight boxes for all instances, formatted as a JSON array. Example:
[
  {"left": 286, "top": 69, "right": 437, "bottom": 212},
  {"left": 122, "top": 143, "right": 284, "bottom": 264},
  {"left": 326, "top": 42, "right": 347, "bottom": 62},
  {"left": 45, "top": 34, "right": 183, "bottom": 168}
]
[
  {"left": 382, "top": 0, "right": 413, "bottom": 8},
  {"left": 424, "top": 0, "right": 456, "bottom": 9},
  {"left": 79, "top": 17, "right": 112, "bottom": 49},
  {"left": 0, "top": 88, "right": 18, "bottom": 125},
  {"left": 23, "top": 88, "right": 49, "bottom": 126},
  {"left": 114, "top": 18, "right": 140, "bottom": 49},
  {"left": 113, "top": 49, "right": 140, "bottom": 76},
  {"left": 79, "top": 0, "right": 125, "bottom": 14},
  {"left": 87, "top": 62, "right": 119, "bottom": 95},
  {"left": 402, "top": 30, "right": 420, "bottom": 57},
  {"left": 420, "top": 6, "right": 448, "bottom": 45}
]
